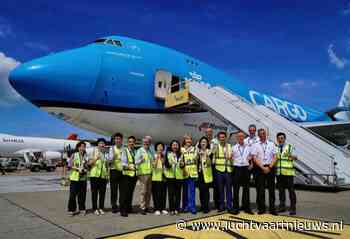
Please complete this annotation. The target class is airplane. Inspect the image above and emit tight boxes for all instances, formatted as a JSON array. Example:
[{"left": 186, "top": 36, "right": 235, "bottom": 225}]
[
  {"left": 7, "top": 36, "right": 350, "bottom": 145},
  {"left": 0, "top": 133, "right": 92, "bottom": 167}
]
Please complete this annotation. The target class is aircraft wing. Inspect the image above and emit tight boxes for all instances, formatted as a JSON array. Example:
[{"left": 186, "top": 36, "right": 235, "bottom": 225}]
[
  {"left": 14, "top": 149, "right": 46, "bottom": 155},
  {"left": 299, "top": 121, "right": 350, "bottom": 145}
]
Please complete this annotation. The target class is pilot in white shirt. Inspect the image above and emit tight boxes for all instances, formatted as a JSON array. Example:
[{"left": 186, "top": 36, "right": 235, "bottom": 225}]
[
  {"left": 251, "top": 128, "right": 277, "bottom": 215},
  {"left": 231, "top": 131, "right": 254, "bottom": 214},
  {"left": 244, "top": 124, "right": 260, "bottom": 147}
]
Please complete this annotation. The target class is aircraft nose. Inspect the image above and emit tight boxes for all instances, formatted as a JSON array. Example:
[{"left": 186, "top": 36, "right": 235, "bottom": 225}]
[{"left": 9, "top": 47, "right": 101, "bottom": 106}]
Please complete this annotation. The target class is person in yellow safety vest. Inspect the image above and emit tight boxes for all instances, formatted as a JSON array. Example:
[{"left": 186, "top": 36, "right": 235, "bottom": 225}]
[
  {"left": 164, "top": 140, "right": 185, "bottom": 215},
  {"left": 151, "top": 142, "right": 168, "bottom": 215},
  {"left": 88, "top": 138, "right": 109, "bottom": 216},
  {"left": 204, "top": 127, "right": 220, "bottom": 210},
  {"left": 108, "top": 132, "right": 124, "bottom": 214},
  {"left": 195, "top": 136, "right": 213, "bottom": 214},
  {"left": 119, "top": 136, "right": 137, "bottom": 217},
  {"left": 181, "top": 135, "right": 198, "bottom": 214},
  {"left": 135, "top": 136, "right": 154, "bottom": 215},
  {"left": 275, "top": 132, "right": 297, "bottom": 215},
  {"left": 213, "top": 131, "right": 233, "bottom": 212},
  {"left": 67, "top": 141, "right": 88, "bottom": 216}
]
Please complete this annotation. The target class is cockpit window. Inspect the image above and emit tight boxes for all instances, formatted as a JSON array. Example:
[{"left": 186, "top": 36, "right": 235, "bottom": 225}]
[
  {"left": 93, "top": 38, "right": 122, "bottom": 47},
  {"left": 94, "top": 39, "right": 106, "bottom": 44}
]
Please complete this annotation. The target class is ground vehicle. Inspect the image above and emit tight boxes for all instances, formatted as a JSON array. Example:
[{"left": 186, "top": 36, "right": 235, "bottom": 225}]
[{"left": 0, "top": 158, "right": 25, "bottom": 172}]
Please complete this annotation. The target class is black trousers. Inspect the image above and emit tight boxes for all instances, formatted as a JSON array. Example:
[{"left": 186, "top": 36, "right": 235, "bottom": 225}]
[
  {"left": 68, "top": 180, "right": 87, "bottom": 212},
  {"left": 233, "top": 166, "right": 251, "bottom": 210},
  {"left": 252, "top": 167, "right": 259, "bottom": 207},
  {"left": 90, "top": 177, "right": 107, "bottom": 210},
  {"left": 168, "top": 178, "right": 183, "bottom": 211},
  {"left": 110, "top": 169, "right": 123, "bottom": 210},
  {"left": 277, "top": 175, "right": 296, "bottom": 210},
  {"left": 120, "top": 175, "right": 137, "bottom": 213},
  {"left": 212, "top": 166, "right": 220, "bottom": 209},
  {"left": 152, "top": 181, "right": 166, "bottom": 211},
  {"left": 255, "top": 167, "right": 276, "bottom": 212},
  {"left": 198, "top": 172, "right": 210, "bottom": 211}
]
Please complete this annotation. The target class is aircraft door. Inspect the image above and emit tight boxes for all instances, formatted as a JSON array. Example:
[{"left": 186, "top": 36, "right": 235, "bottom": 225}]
[{"left": 154, "top": 70, "right": 171, "bottom": 100}]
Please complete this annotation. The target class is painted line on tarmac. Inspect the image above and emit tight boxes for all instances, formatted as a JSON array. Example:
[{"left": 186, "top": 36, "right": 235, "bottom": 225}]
[
  {"left": 0, "top": 195, "right": 84, "bottom": 239},
  {"left": 99, "top": 213, "right": 350, "bottom": 239}
]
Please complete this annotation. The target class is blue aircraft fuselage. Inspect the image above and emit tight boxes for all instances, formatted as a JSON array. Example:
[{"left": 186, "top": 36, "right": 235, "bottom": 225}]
[{"left": 9, "top": 35, "right": 331, "bottom": 123}]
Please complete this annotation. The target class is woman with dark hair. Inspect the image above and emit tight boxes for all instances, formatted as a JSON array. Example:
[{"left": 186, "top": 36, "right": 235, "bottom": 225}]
[
  {"left": 151, "top": 142, "right": 167, "bottom": 215},
  {"left": 196, "top": 137, "right": 213, "bottom": 213},
  {"left": 67, "top": 141, "right": 88, "bottom": 216},
  {"left": 88, "top": 138, "right": 109, "bottom": 215},
  {"left": 164, "top": 140, "right": 185, "bottom": 215},
  {"left": 181, "top": 135, "right": 198, "bottom": 214}
]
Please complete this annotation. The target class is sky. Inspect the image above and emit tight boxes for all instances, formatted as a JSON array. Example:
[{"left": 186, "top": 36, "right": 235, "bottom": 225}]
[{"left": 0, "top": 0, "right": 350, "bottom": 138}]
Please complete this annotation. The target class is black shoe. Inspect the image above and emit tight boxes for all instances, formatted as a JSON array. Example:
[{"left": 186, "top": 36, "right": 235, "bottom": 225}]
[
  {"left": 203, "top": 209, "right": 209, "bottom": 214},
  {"left": 289, "top": 210, "right": 296, "bottom": 215},
  {"left": 277, "top": 206, "right": 287, "bottom": 213},
  {"left": 257, "top": 210, "right": 266, "bottom": 215},
  {"left": 121, "top": 212, "right": 128, "bottom": 217},
  {"left": 217, "top": 208, "right": 225, "bottom": 213},
  {"left": 141, "top": 209, "right": 147, "bottom": 215},
  {"left": 244, "top": 210, "right": 254, "bottom": 215},
  {"left": 270, "top": 210, "right": 278, "bottom": 216},
  {"left": 231, "top": 209, "right": 239, "bottom": 215}
]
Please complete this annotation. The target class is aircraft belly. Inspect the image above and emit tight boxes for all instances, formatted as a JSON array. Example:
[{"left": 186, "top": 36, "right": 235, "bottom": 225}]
[{"left": 42, "top": 107, "right": 229, "bottom": 141}]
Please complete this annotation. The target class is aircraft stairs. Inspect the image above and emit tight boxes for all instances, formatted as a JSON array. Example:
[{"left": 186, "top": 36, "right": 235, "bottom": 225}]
[{"left": 165, "top": 81, "right": 350, "bottom": 187}]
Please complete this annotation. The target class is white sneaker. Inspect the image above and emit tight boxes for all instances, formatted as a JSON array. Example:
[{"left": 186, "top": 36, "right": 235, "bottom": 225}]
[
  {"left": 174, "top": 210, "right": 179, "bottom": 215},
  {"left": 94, "top": 210, "right": 100, "bottom": 215},
  {"left": 68, "top": 211, "right": 75, "bottom": 216},
  {"left": 154, "top": 210, "right": 161, "bottom": 215},
  {"left": 162, "top": 210, "right": 168, "bottom": 215},
  {"left": 99, "top": 209, "right": 105, "bottom": 215}
]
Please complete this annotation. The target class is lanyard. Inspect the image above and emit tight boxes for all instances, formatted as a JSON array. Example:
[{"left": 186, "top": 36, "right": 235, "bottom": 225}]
[
  {"left": 238, "top": 145, "right": 246, "bottom": 158},
  {"left": 261, "top": 142, "right": 267, "bottom": 159}
]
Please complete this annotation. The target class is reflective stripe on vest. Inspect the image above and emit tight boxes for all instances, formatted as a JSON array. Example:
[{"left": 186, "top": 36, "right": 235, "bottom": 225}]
[
  {"left": 111, "top": 146, "right": 123, "bottom": 171},
  {"left": 89, "top": 149, "right": 109, "bottom": 179},
  {"left": 214, "top": 144, "right": 233, "bottom": 173},
  {"left": 152, "top": 153, "right": 163, "bottom": 181},
  {"left": 199, "top": 149, "right": 213, "bottom": 183},
  {"left": 164, "top": 152, "right": 186, "bottom": 180},
  {"left": 123, "top": 148, "right": 136, "bottom": 177},
  {"left": 275, "top": 144, "right": 295, "bottom": 176},
  {"left": 137, "top": 148, "right": 153, "bottom": 176},
  {"left": 182, "top": 146, "right": 198, "bottom": 178},
  {"left": 69, "top": 153, "right": 87, "bottom": 181}
]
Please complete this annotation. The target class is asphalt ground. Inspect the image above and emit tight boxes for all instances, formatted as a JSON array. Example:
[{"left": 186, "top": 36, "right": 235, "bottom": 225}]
[{"left": 0, "top": 171, "right": 349, "bottom": 239}]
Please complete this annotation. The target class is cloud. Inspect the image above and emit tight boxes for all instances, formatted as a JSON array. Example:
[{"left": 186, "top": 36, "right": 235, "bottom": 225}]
[
  {"left": 328, "top": 44, "right": 348, "bottom": 69},
  {"left": 24, "top": 42, "right": 50, "bottom": 52},
  {"left": 280, "top": 79, "right": 319, "bottom": 98},
  {"left": 0, "top": 52, "right": 23, "bottom": 106},
  {"left": 342, "top": 2, "right": 350, "bottom": 15}
]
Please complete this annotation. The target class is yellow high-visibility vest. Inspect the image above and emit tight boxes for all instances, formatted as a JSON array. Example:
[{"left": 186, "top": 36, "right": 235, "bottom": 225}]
[
  {"left": 275, "top": 144, "right": 295, "bottom": 176},
  {"left": 69, "top": 152, "right": 87, "bottom": 181},
  {"left": 214, "top": 143, "right": 233, "bottom": 173},
  {"left": 89, "top": 148, "right": 109, "bottom": 179},
  {"left": 122, "top": 148, "right": 136, "bottom": 177},
  {"left": 152, "top": 153, "right": 164, "bottom": 181},
  {"left": 198, "top": 149, "right": 213, "bottom": 183},
  {"left": 164, "top": 152, "right": 187, "bottom": 180},
  {"left": 182, "top": 146, "right": 198, "bottom": 178},
  {"left": 111, "top": 146, "right": 123, "bottom": 171},
  {"left": 137, "top": 148, "right": 153, "bottom": 176}
]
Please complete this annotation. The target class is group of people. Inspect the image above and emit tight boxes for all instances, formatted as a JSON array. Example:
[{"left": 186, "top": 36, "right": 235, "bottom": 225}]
[{"left": 67, "top": 124, "right": 298, "bottom": 217}]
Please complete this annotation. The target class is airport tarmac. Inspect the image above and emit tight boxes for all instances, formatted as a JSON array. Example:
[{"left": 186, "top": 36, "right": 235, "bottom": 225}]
[{"left": 0, "top": 172, "right": 349, "bottom": 239}]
